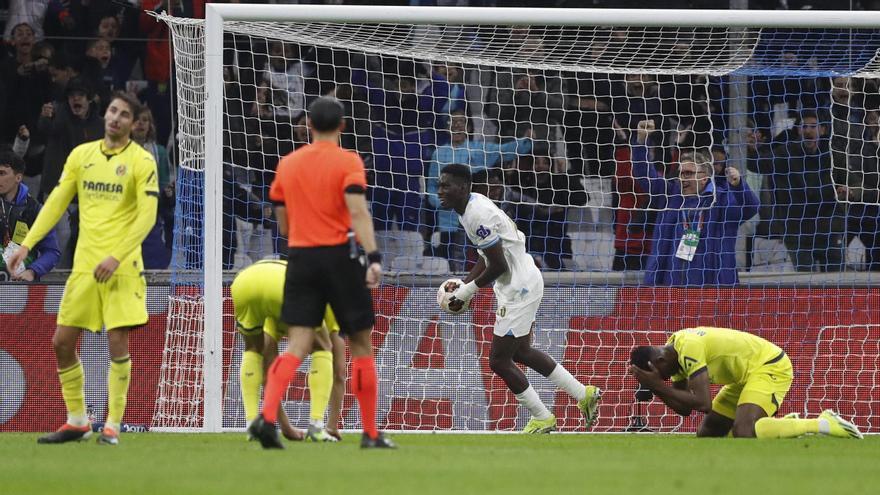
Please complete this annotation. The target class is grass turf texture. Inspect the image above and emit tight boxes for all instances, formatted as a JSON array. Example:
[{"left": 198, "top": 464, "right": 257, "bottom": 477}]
[{"left": 1, "top": 433, "right": 877, "bottom": 495}]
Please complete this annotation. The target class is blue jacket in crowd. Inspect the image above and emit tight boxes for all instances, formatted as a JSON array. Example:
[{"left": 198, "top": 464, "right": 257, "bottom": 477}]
[
  {"left": 426, "top": 137, "right": 532, "bottom": 232},
  {"left": 0, "top": 182, "right": 61, "bottom": 279},
  {"left": 631, "top": 145, "right": 760, "bottom": 286}
]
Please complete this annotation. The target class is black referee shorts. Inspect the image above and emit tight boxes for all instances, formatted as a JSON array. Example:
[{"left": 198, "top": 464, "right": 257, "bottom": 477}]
[{"left": 281, "top": 243, "right": 375, "bottom": 335}]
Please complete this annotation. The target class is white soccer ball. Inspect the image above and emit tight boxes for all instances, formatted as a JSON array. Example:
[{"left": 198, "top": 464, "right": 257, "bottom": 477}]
[{"left": 437, "top": 278, "right": 470, "bottom": 315}]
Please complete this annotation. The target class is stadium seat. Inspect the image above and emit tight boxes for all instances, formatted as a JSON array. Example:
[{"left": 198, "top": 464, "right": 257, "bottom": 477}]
[
  {"left": 846, "top": 237, "right": 867, "bottom": 271},
  {"left": 569, "top": 230, "right": 614, "bottom": 271},
  {"left": 750, "top": 237, "right": 795, "bottom": 273}
]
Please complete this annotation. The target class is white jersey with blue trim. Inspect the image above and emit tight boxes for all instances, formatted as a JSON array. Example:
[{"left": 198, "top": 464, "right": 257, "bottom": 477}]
[{"left": 458, "top": 193, "right": 543, "bottom": 306}]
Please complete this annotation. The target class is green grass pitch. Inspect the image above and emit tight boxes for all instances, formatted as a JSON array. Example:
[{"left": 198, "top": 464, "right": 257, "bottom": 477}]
[{"left": 1, "top": 433, "right": 878, "bottom": 495}]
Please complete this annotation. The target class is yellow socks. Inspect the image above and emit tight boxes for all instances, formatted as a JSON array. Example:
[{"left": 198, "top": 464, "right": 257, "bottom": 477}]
[
  {"left": 308, "top": 350, "right": 334, "bottom": 427},
  {"left": 59, "top": 361, "right": 87, "bottom": 426},
  {"left": 755, "top": 416, "right": 820, "bottom": 439},
  {"left": 240, "top": 351, "right": 264, "bottom": 423},
  {"left": 106, "top": 356, "right": 132, "bottom": 431}
]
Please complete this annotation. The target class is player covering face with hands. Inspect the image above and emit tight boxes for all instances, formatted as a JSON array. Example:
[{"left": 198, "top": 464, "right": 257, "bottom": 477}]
[
  {"left": 438, "top": 163, "right": 602, "bottom": 433},
  {"left": 630, "top": 327, "right": 863, "bottom": 439}
]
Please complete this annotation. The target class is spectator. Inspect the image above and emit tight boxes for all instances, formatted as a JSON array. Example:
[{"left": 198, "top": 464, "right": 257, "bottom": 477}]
[
  {"left": 139, "top": 0, "right": 206, "bottom": 84},
  {"left": 563, "top": 90, "right": 619, "bottom": 177},
  {"left": 359, "top": 62, "right": 449, "bottom": 263},
  {"left": 612, "top": 74, "right": 662, "bottom": 136},
  {"left": 84, "top": 38, "right": 123, "bottom": 101},
  {"left": 472, "top": 167, "right": 511, "bottom": 213},
  {"left": 369, "top": 121, "right": 431, "bottom": 258},
  {"left": 424, "top": 111, "right": 532, "bottom": 270},
  {"left": 751, "top": 111, "right": 845, "bottom": 272},
  {"left": 222, "top": 149, "right": 268, "bottom": 270},
  {"left": 37, "top": 77, "right": 104, "bottom": 267},
  {"left": 262, "top": 41, "right": 313, "bottom": 122},
  {"left": 91, "top": 12, "right": 136, "bottom": 93},
  {"left": 485, "top": 70, "right": 563, "bottom": 144},
  {"left": 711, "top": 146, "right": 727, "bottom": 177},
  {"left": 836, "top": 110, "right": 880, "bottom": 271},
  {"left": 512, "top": 153, "right": 587, "bottom": 270},
  {"left": 612, "top": 146, "right": 654, "bottom": 271},
  {"left": 432, "top": 63, "right": 466, "bottom": 115},
  {"left": 86, "top": 12, "right": 134, "bottom": 91},
  {"left": 0, "top": 150, "right": 60, "bottom": 281},
  {"left": 3, "top": 1, "right": 50, "bottom": 41},
  {"left": 133, "top": 106, "right": 174, "bottom": 267},
  {"left": 38, "top": 77, "right": 104, "bottom": 200},
  {"left": 744, "top": 123, "right": 778, "bottom": 238},
  {"left": 632, "top": 120, "right": 759, "bottom": 286},
  {"left": 1, "top": 22, "right": 52, "bottom": 142}
]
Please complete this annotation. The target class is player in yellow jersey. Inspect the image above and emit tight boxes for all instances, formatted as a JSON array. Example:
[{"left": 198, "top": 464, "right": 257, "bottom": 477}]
[
  {"left": 8, "top": 92, "right": 158, "bottom": 446},
  {"left": 232, "top": 259, "right": 347, "bottom": 442},
  {"left": 630, "top": 327, "right": 863, "bottom": 439}
]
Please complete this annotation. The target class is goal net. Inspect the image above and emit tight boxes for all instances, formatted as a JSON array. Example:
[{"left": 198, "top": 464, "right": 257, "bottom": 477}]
[{"left": 151, "top": 6, "right": 880, "bottom": 433}]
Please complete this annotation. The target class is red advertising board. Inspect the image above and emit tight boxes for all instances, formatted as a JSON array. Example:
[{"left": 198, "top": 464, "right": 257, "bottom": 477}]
[{"left": 1, "top": 285, "right": 877, "bottom": 433}]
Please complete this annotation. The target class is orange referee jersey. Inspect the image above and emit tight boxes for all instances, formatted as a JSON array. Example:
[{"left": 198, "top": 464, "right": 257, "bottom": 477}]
[{"left": 269, "top": 141, "right": 368, "bottom": 247}]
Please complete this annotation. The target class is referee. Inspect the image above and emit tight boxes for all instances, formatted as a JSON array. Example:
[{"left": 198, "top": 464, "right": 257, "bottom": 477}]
[{"left": 249, "top": 97, "right": 395, "bottom": 449}]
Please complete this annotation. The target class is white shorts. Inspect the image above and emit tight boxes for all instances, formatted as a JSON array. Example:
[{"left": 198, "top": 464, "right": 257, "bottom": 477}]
[{"left": 493, "top": 298, "right": 541, "bottom": 338}]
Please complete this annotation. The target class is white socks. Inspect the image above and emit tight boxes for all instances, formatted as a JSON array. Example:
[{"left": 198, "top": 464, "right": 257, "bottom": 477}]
[
  {"left": 67, "top": 414, "right": 89, "bottom": 427},
  {"left": 515, "top": 385, "right": 552, "bottom": 420},
  {"left": 548, "top": 365, "right": 586, "bottom": 402}
]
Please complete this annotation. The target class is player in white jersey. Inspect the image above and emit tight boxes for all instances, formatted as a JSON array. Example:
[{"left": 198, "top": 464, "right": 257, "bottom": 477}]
[{"left": 437, "top": 164, "right": 602, "bottom": 433}]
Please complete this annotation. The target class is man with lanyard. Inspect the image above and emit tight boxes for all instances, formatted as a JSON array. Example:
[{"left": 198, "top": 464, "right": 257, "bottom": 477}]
[
  {"left": 631, "top": 120, "right": 759, "bottom": 286},
  {"left": 0, "top": 150, "right": 60, "bottom": 281}
]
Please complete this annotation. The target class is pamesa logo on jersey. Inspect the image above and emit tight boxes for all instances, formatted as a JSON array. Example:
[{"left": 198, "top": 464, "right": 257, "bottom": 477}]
[{"left": 82, "top": 180, "right": 123, "bottom": 193}]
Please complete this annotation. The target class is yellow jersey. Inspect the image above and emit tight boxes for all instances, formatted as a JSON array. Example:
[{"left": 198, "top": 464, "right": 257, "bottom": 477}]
[
  {"left": 231, "top": 259, "right": 340, "bottom": 332},
  {"left": 667, "top": 327, "right": 784, "bottom": 386},
  {"left": 22, "top": 139, "right": 158, "bottom": 275}
]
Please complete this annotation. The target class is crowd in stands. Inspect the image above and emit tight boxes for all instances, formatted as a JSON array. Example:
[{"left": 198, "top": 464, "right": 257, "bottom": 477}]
[
  {"left": 0, "top": 0, "right": 197, "bottom": 277},
  {"left": 2, "top": 0, "right": 879, "bottom": 284}
]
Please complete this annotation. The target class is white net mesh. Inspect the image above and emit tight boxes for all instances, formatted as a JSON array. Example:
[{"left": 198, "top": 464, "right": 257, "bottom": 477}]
[{"left": 153, "top": 13, "right": 879, "bottom": 433}]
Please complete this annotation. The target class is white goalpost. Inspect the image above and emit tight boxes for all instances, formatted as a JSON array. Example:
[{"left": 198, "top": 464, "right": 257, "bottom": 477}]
[{"left": 152, "top": 5, "right": 880, "bottom": 433}]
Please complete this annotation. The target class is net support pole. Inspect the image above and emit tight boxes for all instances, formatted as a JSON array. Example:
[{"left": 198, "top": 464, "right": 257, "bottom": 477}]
[
  {"left": 203, "top": 4, "right": 225, "bottom": 433},
  {"left": 728, "top": 0, "right": 750, "bottom": 175}
]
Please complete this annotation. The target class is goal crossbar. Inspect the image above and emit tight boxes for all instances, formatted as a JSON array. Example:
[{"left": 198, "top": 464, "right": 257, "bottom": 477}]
[{"left": 206, "top": 5, "right": 880, "bottom": 29}]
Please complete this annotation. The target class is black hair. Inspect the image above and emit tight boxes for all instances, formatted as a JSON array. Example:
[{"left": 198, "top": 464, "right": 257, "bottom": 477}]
[
  {"left": 307, "top": 97, "right": 345, "bottom": 132},
  {"left": 440, "top": 163, "right": 471, "bottom": 185},
  {"left": 0, "top": 151, "right": 26, "bottom": 175},
  {"left": 799, "top": 110, "right": 820, "bottom": 125},
  {"left": 630, "top": 346, "right": 657, "bottom": 372},
  {"left": 109, "top": 90, "right": 144, "bottom": 120},
  {"left": 50, "top": 51, "right": 72, "bottom": 70}
]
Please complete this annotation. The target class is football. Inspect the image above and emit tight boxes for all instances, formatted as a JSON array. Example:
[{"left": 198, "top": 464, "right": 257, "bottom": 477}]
[{"left": 437, "top": 278, "right": 470, "bottom": 315}]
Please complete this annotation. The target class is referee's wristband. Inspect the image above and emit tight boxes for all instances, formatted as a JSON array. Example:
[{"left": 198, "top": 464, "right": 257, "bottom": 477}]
[{"left": 367, "top": 251, "right": 382, "bottom": 265}]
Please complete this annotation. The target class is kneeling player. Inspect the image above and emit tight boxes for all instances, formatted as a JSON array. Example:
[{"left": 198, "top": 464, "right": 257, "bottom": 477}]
[
  {"left": 232, "top": 259, "right": 346, "bottom": 441},
  {"left": 630, "top": 327, "right": 863, "bottom": 439}
]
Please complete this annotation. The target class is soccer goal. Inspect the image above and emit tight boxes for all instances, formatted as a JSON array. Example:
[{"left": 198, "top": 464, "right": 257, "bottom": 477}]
[{"left": 151, "top": 5, "right": 880, "bottom": 433}]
